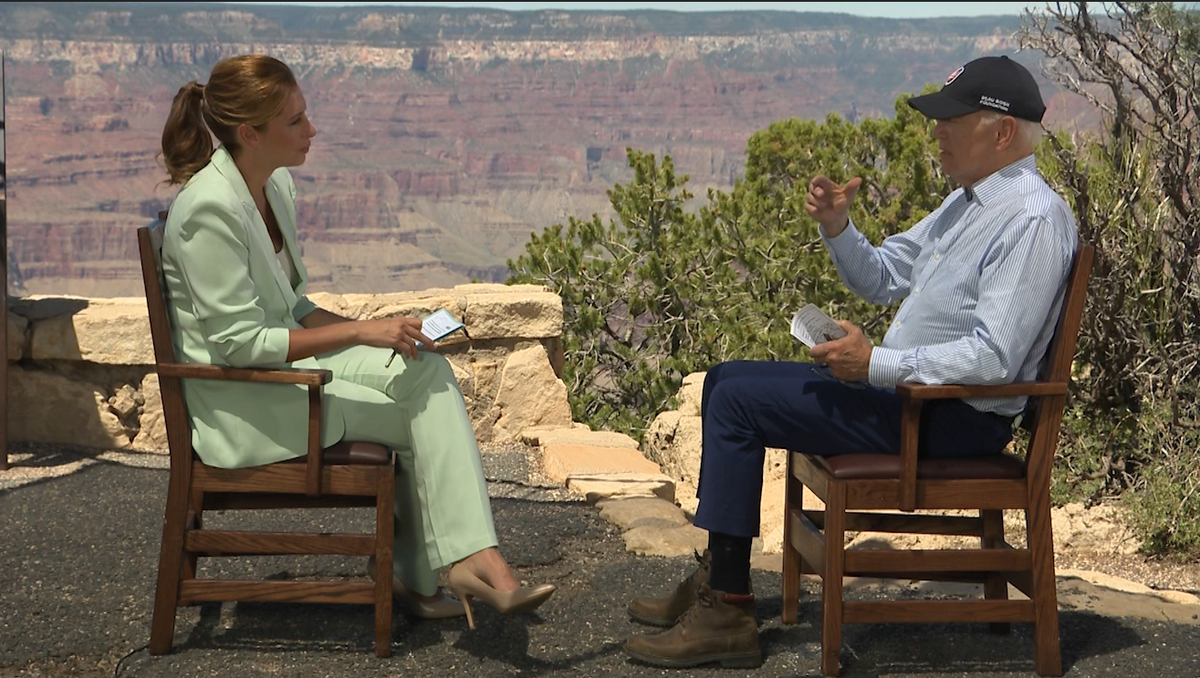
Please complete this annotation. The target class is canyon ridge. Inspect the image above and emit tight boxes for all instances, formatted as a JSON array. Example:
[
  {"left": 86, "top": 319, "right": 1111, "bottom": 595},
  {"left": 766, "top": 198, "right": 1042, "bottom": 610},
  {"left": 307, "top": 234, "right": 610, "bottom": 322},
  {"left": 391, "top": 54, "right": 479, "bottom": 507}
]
[{"left": 0, "top": 2, "right": 1095, "bottom": 297}]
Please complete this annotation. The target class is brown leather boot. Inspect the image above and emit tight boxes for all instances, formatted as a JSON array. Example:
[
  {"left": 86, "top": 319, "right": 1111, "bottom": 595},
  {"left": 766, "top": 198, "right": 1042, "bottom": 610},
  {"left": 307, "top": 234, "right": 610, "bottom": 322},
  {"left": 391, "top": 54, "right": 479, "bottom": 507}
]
[
  {"left": 628, "top": 549, "right": 711, "bottom": 627},
  {"left": 624, "top": 583, "right": 761, "bottom": 669}
]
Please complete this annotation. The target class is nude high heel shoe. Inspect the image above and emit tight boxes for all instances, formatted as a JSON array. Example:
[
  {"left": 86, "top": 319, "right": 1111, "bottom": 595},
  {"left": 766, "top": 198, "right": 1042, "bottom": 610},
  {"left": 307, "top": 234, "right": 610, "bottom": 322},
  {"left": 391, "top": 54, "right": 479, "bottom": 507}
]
[
  {"left": 447, "top": 563, "right": 557, "bottom": 630},
  {"left": 366, "top": 556, "right": 466, "bottom": 620}
]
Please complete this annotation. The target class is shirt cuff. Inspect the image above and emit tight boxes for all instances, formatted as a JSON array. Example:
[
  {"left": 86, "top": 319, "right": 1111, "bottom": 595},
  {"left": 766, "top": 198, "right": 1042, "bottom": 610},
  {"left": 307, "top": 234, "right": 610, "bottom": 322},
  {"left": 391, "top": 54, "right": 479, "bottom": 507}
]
[
  {"left": 820, "top": 218, "right": 862, "bottom": 261},
  {"left": 868, "top": 346, "right": 904, "bottom": 387},
  {"left": 820, "top": 217, "right": 858, "bottom": 240}
]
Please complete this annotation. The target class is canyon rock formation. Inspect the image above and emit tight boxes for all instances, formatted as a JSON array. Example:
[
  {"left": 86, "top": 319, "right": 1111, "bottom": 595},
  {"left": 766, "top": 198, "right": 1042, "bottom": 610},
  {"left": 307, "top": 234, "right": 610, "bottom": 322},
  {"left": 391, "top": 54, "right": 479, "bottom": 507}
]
[{"left": 0, "top": 4, "right": 1093, "bottom": 297}]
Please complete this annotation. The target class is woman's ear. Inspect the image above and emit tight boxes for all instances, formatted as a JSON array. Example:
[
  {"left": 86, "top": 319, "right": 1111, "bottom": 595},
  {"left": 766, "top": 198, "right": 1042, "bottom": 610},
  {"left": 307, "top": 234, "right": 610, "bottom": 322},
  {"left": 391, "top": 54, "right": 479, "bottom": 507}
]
[{"left": 236, "top": 122, "right": 259, "bottom": 149}]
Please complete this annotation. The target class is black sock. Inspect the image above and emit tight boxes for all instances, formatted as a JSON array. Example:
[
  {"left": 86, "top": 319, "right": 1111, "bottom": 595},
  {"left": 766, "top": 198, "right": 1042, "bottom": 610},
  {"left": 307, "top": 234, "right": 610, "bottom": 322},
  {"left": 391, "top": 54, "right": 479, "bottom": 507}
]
[{"left": 707, "top": 531, "right": 752, "bottom": 595}]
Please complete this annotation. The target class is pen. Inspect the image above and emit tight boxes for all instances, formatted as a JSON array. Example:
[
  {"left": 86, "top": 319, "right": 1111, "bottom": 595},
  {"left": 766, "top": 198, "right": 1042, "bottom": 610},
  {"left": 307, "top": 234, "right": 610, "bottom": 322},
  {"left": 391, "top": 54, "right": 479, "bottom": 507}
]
[{"left": 384, "top": 323, "right": 470, "bottom": 368}]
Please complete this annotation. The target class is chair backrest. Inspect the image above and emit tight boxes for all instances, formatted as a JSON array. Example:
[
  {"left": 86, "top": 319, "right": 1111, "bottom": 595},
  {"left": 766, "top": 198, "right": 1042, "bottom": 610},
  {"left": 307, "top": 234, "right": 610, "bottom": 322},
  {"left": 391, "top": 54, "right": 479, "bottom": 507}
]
[
  {"left": 1040, "top": 244, "right": 1095, "bottom": 385},
  {"left": 1022, "top": 243, "right": 1094, "bottom": 468},
  {"left": 138, "top": 212, "right": 175, "bottom": 365},
  {"left": 137, "top": 213, "right": 195, "bottom": 467}
]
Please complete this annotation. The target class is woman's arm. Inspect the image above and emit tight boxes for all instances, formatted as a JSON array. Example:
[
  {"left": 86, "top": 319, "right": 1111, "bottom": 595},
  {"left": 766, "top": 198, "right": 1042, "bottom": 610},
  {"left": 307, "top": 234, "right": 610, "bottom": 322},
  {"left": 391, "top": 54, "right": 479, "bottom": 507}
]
[
  {"left": 286, "top": 318, "right": 360, "bottom": 362},
  {"left": 287, "top": 310, "right": 434, "bottom": 363},
  {"left": 286, "top": 307, "right": 357, "bottom": 362},
  {"left": 298, "top": 307, "right": 352, "bottom": 329}
]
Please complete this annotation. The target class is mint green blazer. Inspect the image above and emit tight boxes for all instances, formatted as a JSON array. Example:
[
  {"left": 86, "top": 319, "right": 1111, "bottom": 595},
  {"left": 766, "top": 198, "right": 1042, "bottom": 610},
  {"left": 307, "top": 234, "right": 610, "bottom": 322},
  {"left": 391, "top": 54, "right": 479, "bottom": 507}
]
[{"left": 161, "top": 146, "right": 346, "bottom": 468}]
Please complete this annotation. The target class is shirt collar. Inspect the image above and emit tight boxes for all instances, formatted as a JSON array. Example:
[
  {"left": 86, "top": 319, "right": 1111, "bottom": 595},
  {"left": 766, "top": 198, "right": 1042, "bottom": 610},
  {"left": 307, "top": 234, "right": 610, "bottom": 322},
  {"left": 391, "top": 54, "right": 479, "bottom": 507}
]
[{"left": 963, "top": 154, "right": 1039, "bottom": 205}]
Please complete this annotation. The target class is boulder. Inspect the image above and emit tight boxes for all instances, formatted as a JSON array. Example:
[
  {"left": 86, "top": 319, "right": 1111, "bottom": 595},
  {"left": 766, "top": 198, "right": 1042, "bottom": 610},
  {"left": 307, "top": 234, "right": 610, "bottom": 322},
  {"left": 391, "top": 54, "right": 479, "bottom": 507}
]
[
  {"left": 9, "top": 366, "right": 129, "bottom": 449},
  {"left": 131, "top": 373, "right": 168, "bottom": 452},
  {"left": 491, "top": 344, "right": 573, "bottom": 439}
]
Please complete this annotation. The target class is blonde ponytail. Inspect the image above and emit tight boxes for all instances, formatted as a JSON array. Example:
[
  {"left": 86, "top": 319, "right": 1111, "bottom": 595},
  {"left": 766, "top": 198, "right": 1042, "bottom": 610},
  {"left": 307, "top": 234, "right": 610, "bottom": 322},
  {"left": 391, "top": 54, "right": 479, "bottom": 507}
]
[
  {"left": 159, "top": 81, "right": 212, "bottom": 186},
  {"left": 158, "top": 55, "right": 298, "bottom": 186}
]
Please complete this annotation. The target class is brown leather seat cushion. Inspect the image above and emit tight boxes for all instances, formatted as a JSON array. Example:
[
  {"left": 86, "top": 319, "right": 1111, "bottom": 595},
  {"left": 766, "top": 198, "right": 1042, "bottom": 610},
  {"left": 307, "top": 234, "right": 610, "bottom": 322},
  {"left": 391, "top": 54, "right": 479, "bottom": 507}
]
[
  {"left": 281, "top": 441, "right": 392, "bottom": 465},
  {"left": 321, "top": 441, "right": 391, "bottom": 465},
  {"left": 811, "top": 451, "right": 1025, "bottom": 480},
  {"left": 205, "top": 441, "right": 391, "bottom": 467}
]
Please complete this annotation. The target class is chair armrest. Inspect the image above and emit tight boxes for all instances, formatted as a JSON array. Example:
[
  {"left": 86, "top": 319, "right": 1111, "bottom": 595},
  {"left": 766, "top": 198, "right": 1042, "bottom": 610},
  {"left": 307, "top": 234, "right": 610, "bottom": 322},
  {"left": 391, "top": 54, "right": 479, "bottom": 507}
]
[
  {"left": 895, "top": 381, "right": 1068, "bottom": 400},
  {"left": 156, "top": 363, "right": 332, "bottom": 386},
  {"left": 892, "top": 380, "right": 1066, "bottom": 512},
  {"left": 157, "top": 361, "right": 331, "bottom": 495}
]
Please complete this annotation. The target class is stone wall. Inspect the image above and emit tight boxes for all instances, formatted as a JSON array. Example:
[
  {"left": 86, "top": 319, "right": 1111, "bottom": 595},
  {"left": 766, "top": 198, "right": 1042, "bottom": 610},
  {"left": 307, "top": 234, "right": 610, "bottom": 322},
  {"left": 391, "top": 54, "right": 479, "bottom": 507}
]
[{"left": 5, "top": 284, "right": 575, "bottom": 452}]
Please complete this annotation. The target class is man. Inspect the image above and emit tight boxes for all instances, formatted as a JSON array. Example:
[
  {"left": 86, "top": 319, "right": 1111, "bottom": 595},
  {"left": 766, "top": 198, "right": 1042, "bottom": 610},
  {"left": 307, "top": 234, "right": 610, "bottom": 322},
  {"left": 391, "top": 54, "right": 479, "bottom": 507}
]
[{"left": 623, "top": 55, "right": 1080, "bottom": 669}]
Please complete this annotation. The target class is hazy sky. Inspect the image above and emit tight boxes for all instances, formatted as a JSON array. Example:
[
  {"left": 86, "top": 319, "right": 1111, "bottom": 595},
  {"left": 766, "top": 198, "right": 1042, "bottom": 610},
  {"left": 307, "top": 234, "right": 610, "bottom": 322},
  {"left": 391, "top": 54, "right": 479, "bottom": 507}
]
[{"left": 226, "top": 2, "right": 1044, "bottom": 19}]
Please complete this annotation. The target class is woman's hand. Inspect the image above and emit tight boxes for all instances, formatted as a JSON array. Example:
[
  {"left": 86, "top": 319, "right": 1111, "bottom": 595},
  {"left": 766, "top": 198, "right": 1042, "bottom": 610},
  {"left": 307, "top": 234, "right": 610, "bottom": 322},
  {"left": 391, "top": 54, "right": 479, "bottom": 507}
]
[
  {"left": 356, "top": 316, "right": 436, "bottom": 362},
  {"left": 287, "top": 312, "right": 434, "bottom": 364}
]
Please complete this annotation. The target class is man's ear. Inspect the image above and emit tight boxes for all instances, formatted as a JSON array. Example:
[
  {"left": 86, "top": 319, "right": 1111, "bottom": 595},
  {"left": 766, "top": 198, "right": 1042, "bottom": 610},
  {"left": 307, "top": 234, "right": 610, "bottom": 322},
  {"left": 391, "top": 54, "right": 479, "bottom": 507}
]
[
  {"left": 236, "top": 122, "right": 259, "bottom": 149},
  {"left": 995, "top": 115, "right": 1018, "bottom": 150}
]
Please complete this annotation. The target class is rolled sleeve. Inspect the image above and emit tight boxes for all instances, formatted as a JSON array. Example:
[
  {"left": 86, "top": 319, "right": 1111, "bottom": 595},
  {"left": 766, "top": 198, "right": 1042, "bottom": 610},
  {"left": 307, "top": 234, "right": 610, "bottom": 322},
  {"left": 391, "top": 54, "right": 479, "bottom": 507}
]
[
  {"left": 292, "top": 295, "right": 319, "bottom": 323},
  {"left": 173, "top": 199, "right": 291, "bottom": 367}
]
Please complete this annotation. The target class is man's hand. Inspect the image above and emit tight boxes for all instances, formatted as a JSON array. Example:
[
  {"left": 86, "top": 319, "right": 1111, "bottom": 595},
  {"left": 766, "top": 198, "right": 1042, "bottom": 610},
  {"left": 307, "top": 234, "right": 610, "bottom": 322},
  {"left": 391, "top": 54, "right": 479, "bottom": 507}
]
[
  {"left": 808, "top": 320, "right": 873, "bottom": 383},
  {"left": 805, "top": 176, "right": 863, "bottom": 238},
  {"left": 357, "top": 316, "right": 435, "bottom": 362}
]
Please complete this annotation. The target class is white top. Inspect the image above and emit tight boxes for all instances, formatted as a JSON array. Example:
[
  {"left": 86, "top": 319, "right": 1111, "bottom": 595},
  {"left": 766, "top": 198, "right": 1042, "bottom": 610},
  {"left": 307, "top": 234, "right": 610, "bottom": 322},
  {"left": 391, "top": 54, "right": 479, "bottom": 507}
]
[{"left": 275, "top": 244, "right": 297, "bottom": 288}]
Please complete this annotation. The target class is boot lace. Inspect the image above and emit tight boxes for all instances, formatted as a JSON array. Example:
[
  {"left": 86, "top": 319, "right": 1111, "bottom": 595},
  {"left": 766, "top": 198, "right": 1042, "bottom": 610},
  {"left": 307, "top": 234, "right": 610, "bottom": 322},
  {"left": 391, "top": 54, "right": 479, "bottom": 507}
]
[
  {"left": 676, "top": 583, "right": 718, "bottom": 628},
  {"left": 686, "top": 549, "right": 710, "bottom": 580},
  {"left": 671, "top": 550, "right": 709, "bottom": 598}
]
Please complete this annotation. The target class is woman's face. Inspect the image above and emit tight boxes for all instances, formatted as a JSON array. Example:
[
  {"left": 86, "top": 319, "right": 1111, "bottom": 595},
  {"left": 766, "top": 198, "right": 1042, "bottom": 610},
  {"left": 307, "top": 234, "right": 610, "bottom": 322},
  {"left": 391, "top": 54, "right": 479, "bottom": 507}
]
[{"left": 256, "top": 86, "right": 317, "bottom": 169}]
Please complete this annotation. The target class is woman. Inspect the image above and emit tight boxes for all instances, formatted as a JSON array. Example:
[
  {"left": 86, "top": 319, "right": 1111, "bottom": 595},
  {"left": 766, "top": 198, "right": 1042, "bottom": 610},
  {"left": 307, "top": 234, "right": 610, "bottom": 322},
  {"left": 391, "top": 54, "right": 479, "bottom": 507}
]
[{"left": 157, "top": 54, "right": 553, "bottom": 627}]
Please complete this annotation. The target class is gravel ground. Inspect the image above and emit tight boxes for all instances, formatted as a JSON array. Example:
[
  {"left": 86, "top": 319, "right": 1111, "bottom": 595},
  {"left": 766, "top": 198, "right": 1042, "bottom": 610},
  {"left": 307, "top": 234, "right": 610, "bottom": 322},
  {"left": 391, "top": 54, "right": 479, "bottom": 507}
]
[{"left": 2, "top": 442, "right": 1199, "bottom": 677}]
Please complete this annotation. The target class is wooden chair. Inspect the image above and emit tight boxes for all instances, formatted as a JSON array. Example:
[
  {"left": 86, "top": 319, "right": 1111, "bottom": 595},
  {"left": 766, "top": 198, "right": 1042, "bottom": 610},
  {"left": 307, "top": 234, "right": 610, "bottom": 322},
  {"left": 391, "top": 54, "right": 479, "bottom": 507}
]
[
  {"left": 138, "top": 214, "right": 397, "bottom": 658},
  {"left": 782, "top": 244, "right": 1094, "bottom": 677}
]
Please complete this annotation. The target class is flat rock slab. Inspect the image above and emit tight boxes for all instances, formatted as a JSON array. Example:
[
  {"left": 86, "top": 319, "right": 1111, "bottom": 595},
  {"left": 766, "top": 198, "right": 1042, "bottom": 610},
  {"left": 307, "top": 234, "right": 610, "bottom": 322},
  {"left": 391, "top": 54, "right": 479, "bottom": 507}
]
[
  {"left": 520, "top": 427, "right": 640, "bottom": 449},
  {"left": 596, "top": 497, "right": 690, "bottom": 530},
  {"left": 622, "top": 523, "right": 709, "bottom": 558},
  {"left": 541, "top": 443, "right": 663, "bottom": 483},
  {"left": 567, "top": 472, "right": 675, "bottom": 503}
]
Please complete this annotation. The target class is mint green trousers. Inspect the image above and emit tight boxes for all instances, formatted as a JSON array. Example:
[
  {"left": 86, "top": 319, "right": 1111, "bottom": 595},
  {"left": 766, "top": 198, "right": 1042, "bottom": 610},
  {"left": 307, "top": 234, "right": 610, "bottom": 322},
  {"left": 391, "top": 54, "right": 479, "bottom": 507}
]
[{"left": 316, "top": 345, "right": 498, "bottom": 596}]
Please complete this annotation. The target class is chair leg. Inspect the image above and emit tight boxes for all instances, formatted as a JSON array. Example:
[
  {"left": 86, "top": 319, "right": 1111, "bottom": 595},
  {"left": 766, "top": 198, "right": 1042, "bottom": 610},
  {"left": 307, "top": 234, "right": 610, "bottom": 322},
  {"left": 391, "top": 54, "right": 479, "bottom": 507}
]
[
  {"left": 782, "top": 458, "right": 801, "bottom": 624},
  {"left": 183, "top": 487, "right": 204, "bottom": 582},
  {"left": 981, "top": 509, "right": 1010, "bottom": 635},
  {"left": 149, "top": 470, "right": 191, "bottom": 655},
  {"left": 374, "top": 469, "right": 395, "bottom": 658},
  {"left": 821, "top": 482, "right": 847, "bottom": 678},
  {"left": 1027, "top": 501, "right": 1063, "bottom": 676}
]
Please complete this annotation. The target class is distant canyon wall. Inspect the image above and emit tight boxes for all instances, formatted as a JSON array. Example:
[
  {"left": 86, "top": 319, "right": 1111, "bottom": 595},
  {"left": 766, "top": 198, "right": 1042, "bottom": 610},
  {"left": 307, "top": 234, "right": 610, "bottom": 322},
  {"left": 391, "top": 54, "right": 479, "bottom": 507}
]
[{"left": 0, "top": 6, "right": 1092, "bottom": 299}]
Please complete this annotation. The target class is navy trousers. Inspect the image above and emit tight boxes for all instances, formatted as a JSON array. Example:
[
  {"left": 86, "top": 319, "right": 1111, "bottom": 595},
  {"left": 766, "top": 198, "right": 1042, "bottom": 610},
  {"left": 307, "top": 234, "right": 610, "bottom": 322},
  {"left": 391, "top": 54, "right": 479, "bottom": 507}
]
[{"left": 692, "top": 361, "right": 1014, "bottom": 538}]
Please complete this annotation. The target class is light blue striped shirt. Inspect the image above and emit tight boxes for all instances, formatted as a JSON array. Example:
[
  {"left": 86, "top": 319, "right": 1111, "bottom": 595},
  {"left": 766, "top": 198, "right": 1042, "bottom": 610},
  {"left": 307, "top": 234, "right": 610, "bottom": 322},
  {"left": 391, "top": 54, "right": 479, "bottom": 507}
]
[{"left": 822, "top": 155, "right": 1079, "bottom": 416}]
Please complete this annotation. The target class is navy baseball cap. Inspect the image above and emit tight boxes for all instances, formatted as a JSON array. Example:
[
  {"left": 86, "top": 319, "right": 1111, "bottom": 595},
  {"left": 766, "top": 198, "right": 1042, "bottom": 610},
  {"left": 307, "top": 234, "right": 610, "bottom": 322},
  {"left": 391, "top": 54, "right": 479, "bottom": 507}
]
[{"left": 907, "top": 55, "right": 1046, "bottom": 123}]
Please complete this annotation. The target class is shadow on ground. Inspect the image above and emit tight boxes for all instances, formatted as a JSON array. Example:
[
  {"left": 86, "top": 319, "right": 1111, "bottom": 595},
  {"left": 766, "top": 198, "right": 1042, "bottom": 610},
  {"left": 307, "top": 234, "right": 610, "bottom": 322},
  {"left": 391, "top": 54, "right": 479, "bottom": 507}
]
[{"left": 1, "top": 449, "right": 1197, "bottom": 677}]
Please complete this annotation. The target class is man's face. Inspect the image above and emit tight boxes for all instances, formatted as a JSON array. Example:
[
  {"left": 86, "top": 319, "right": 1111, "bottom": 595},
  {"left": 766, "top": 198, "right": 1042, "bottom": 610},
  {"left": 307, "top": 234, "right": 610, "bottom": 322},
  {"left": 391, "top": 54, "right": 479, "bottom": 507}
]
[{"left": 932, "top": 110, "right": 1006, "bottom": 188}]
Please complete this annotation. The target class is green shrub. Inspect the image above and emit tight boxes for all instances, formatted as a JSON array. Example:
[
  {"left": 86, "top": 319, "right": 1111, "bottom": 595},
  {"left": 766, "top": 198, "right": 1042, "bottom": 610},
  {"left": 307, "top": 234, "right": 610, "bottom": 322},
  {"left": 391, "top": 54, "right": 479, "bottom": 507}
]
[{"left": 507, "top": 94, "right": 948, "bottom": 440}]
